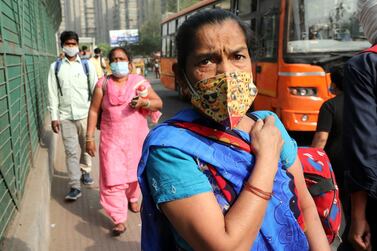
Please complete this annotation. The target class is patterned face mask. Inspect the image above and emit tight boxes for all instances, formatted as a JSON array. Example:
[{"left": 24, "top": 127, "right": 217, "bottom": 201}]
[{"left": 189, "top": 72, "right": 258, "bottom": 128}]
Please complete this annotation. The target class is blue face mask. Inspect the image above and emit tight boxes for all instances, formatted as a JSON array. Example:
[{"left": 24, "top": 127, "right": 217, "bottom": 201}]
[{"left": 110, "top": 62, "right": 129, "bottom": 77}]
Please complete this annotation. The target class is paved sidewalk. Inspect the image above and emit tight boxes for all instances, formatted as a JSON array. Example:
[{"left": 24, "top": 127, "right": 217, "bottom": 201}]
[{"left": 49, "top": 132, "right": 141, "bottom": 251}]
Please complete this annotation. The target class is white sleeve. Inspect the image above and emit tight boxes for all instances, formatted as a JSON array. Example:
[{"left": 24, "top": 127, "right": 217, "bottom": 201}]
[{"left": 47, "top": 62, "right": 59, "bottom": 121}]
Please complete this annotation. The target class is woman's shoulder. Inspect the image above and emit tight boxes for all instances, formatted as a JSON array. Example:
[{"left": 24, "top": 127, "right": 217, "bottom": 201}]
[
  {"left": 96, "top": 75, "right": 110, "bottom": 88},
  {"left": 146, "top": 146, "right": 211, "bottom": 203},
  {"left": 128, "top": 74, "right": 151, "bottom": 87}
]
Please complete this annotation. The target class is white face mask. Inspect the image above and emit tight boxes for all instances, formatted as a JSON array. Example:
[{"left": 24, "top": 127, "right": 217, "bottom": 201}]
[{"left": 63, "top": 46, "right": 79, "bottom": 57}]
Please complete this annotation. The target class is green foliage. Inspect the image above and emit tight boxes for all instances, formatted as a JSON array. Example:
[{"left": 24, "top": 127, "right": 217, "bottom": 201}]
[
  {"left": 166, "top": 0, "right": 200, "bottom": 12},
  {"left": 97, "top": 43, "right": 112, "bottom": 58},
  {"left": 125, "top": 14, "right": 162, "bottom": 57}
]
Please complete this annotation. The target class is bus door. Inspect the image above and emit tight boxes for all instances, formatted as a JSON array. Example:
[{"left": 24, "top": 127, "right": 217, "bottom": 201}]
[{"left": 238, "top": 0, "right": 281, "bottom": 113}]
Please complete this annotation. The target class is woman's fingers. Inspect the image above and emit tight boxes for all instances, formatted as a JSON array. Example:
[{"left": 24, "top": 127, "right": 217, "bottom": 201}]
[
  {"left": 263, "top": 115, "right": 275, "bottom": 127},
  {"left": 250, "top": 118, "right": 263, "bottom": 132},
  {"left": 250, "top": 115, "right": 283, "bottom": 158}
]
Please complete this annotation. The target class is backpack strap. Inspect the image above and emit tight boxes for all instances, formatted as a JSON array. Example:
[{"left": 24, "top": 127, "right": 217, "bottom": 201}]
[
  {"left": 171, "top": 121, "right": 253, "bottom": 153},
  {"left": 54, "top": 58, "right": 92, "bottom": 100},
  {"left": 54, "top": 59, "right": 63, "bottom": 96},
  {"left": 102, "top": 75, "right": 110, "bottom": 92},
  {"left": 303, "top": 173, "right": 336, "bottom": 196},
  {"left": 81, "top": 59, "right": 91, "bottom": 101}
]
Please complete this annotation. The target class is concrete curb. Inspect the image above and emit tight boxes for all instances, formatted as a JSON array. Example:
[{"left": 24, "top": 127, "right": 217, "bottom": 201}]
[{"left": 2, "top": 119, "right": 56, "bottom": 251}]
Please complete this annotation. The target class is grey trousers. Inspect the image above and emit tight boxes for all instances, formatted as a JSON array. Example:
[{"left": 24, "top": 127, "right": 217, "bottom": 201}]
[{"left": 61, "top": 118, "right": 92, "bottom": 189}]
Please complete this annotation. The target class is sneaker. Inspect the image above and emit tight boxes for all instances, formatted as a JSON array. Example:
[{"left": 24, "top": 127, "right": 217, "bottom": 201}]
[
  {"left": 65, "top": 188, "right": 82, "bottom": 201},
  {"left": 81, "top": 171, "right": 94, "bottom": 185}
]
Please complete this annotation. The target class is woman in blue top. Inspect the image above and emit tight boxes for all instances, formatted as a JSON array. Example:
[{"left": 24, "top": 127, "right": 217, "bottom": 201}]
[{"left": 138, "top": 9, "right": 329, "bottom": 251}]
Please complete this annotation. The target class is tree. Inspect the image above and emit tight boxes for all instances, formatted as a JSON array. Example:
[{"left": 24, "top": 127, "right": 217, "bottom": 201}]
[
  {"left": 126, "top": 14, "right": 161, "bottom": 56},
  {"left": 166, "top": 0, "right": 200, "bottom": 12},
  {"left": 97, "top": 43, "right": 112, "bottom": 58}
]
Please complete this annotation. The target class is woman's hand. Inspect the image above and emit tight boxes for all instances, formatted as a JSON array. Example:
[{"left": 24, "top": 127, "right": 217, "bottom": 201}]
[
  {"left": 86, "top": 141, "right": 96, "bottom": 157},
  {"left": 129, "top": 96, "right": 149, "bottom": 109},
  {"left": 129, "top": 87, "right": 163, "bottom": 111},
  {"left": 249, "top": 115, "right": 283, "bottom": 162},
  {"left": 51, "top": 120, "right": 60, "bottom": 134}
]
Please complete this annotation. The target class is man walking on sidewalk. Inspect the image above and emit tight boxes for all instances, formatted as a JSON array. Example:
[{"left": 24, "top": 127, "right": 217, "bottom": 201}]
[{"left": 47, "top": 31, "right": 98, "bottom": 201}]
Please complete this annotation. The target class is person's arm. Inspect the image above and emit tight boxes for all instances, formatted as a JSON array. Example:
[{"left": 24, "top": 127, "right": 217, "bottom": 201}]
[
  {"left": 258, "top": 111, "right": 329, "bottom": 250},
  {"left": 100, "top": 57, "right": 107, "bottom": 69},
  {"left": 160, "top": 116, "right": 283, "bottom": 251},
  {"left": 88, "top": 61, "right": 98, "bottom": 93},
  {"left": 343, "top": 59, "right": 377, "bottom": 250},
  {"left": 312, "top": 101, "right": 333, "bottom": 148},
  {"left": 344, "top": 61, "right": 377, "bottom": 194},
  {"left": 311, "top": 131, "right": 329, "bottom": 149},
  {"left": 47, "top": 63, "right": 60, "bottom": 133},
  {"left": 288, "top": 158, "right": 331, "bottom": 251},
  {"left": 349, "top": 191, "right": 371, "bottom": 251},
  {"left": 130, "top": 86, "right": 163, "bottom": 112},
  {"left": 86, "top": 83, "right": 103, "bottom": 157}
]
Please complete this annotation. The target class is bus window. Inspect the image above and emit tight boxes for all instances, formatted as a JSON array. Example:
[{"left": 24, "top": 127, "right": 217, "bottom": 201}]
[
  {"left": 162, "top": 38, "right": 167, "bottom": 57},
  {"left": 166, "top": 36, "right": 171, "bottom": 57},
  {"left": 259, "top": 15, "right": 278, "bottom": 58},
  {"left": 286, "top": 0, "right": 370, "bottom": 54},
  {"left": 171, "top": 37, "right": 176, "bottom": 57},
  {"left": 237, "top": 0, "right": 252, "bottom": 19},
  {"left": 178, "top": 16, "right": 185, "bottom": 28},
  {"left": 162, "top": 23, "right": 168, "bottom": 36},
  {"left": 257, "top": 0, "right": 279, "bottom": 59},
  {"left": 168, "top": 20, "right": 176, "bottom": 35}
]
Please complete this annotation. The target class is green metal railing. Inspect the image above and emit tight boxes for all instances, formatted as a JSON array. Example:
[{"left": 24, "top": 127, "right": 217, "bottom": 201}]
[{"left": 0, "top": 0, "right": 61, "bottom": 240}]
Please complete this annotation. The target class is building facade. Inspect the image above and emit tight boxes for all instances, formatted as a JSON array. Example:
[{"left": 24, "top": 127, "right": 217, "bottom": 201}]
[{"left": 59, "top": 0, "right": 141, "bottom": 44}]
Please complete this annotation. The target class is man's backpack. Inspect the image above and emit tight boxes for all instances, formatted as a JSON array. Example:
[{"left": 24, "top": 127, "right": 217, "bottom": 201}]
[
  {"left": 298, "top": 147, "right": 342, "bottom": 243},
  {"left": 54, "top": 58, "right": 92, "bottom": 100}
]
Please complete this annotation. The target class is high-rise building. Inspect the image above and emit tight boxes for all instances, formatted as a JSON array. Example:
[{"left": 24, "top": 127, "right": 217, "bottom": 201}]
[
  {"left": 59, "top": 0, "right": 96, "bottom": 39},
  {"left": 59, "top": 0, "right": 141, "bottom": 44}
]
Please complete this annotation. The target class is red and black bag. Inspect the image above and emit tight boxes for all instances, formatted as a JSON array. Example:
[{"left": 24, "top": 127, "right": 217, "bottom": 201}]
[{"left": 298, "top": 147, "right": 342, "bottom": 243}]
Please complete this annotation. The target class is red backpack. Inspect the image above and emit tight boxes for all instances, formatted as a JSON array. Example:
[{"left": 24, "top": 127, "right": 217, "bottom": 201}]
[{"left": 298, "top": 147, "right": 342, "bottom": 243}]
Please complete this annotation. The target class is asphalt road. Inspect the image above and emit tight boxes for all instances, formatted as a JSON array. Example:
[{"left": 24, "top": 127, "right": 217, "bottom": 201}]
[{"left": 149, "top": 77, "right": 191, "bottom": 122}]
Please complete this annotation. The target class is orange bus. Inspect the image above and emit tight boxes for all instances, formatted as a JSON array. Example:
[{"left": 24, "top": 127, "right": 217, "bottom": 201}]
[
  {"left": 160, "top": 0, "right": 232, "bottom": 97},
  {"left": 160, "top": 0, "right": 370, "bottom": 131}
]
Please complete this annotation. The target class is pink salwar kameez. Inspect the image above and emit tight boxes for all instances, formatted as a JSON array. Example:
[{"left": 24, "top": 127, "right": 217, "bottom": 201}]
[{"left": 97, "top": 74, "right": 159, "bottom": 224}]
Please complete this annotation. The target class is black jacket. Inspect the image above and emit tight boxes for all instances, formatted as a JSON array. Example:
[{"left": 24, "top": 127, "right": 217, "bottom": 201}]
[{"left": 343, "top": 46, "right": 377, "bottom": 199}]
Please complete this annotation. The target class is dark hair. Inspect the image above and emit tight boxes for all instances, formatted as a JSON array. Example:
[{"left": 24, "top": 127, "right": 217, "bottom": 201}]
[
  {"left": 176, "top": 9, "right": 252, "bottom": 69},
  {"left": 81, "top": 45, "right": 88, "bottom": 51},
  {"left": 330, "top": 65, "right": 344, "bottom": 91},
  {"left": 108, "top": 47, "right": 132, "bottom": 63},
  {"left": 60, "top": 31, "right": 79, "bottom": 47},
  {"left": 94, "top": 47, "right": 101, "bottom": 54}
]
